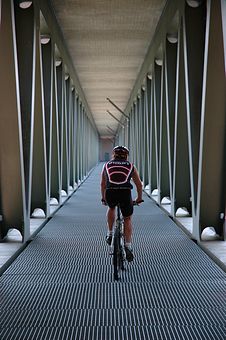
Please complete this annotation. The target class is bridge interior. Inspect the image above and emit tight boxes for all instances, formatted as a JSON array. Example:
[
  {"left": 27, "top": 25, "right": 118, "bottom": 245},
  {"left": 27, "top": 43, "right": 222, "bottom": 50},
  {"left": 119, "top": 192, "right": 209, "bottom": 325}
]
[
  {"left": 1, "top": 164, "right": 226, "bottom": 339},
  {"left": 0, "top": 0, "right": 226, "bottom": 338}
]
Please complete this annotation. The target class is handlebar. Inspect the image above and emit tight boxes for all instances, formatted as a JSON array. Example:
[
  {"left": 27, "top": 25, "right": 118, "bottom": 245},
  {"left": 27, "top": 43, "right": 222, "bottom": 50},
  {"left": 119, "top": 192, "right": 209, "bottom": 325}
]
[{"left": 101, "top": 199, "right": 144, "bottom": 206}]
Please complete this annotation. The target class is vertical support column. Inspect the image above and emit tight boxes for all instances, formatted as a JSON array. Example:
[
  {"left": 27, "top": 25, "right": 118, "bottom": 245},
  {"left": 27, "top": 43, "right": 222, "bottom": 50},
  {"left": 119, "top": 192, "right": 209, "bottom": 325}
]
[
  {"left": 197, "top": 0, "right": 226, "bottom": 238},
  {"left": 76, "top": 100, "right": 81, "bottom": 184},
  {"left": 41, "top": 35, "right": 53, "bottom": 216},
  {"left": 0, "top": 0, "right": 26, "bottom": 239},
  {"left": 70, "top": 87, "right": 75, "bottom": 189},
  {"left": 15, "top": 0, "right": 35, "bottom": 238},
  {"left": 151, "top": 64, "right": 160, "bottom": 197},
  {"left": 172, "top": 19, "right": 191, "bottom": 216},
  {"left": 134, "top": 99, "right": 140, "bottom": 171},
  {"left": 74, "top": 95, "right": 78, "bottom": 185},
  {"left": 51, "top": 52, "right": 60, "bottom": 203},
  {"left": 165, "top": 35, "right": 177, "bottom": 207},
  {"left": 65, "top": 76, "right": 71, "bottom": 190},
  {"left": 143, "top": 83, "right": 149, "bottom": 187},
  {"left": 73, "top": 93, "right": 78, "bottom": 186},
  {"left": 138, "top": 92, "right": 143, "bottom": 179},
  {"left": 56, "top": 62, "right": 63, "bottom": 203},
  {"left": 131, "top": 103, "right": 135, "bottom": 164},
  {"left": 183, "top": 1, "right": 206, "bottom": 238},
  {"left": 30, "top": 4, "right": 48, "bottom": 218},
  {"left": 128, "top": 107, "right": 133, "bottom": 162},
  {"left": 80, "top": 106, "right": 84, "bottom": 180},
  {"left": 148, "top": 76, "right": 154, "bottom": 194},
  {"left": 140, "top": 88, "right": 146, "bottom": 184},
  {"left": 159, "top": 55, "right": 170, "bottom": 203},
  {"left": 61, "top": 69, "right": 69, "bottom": 194}
]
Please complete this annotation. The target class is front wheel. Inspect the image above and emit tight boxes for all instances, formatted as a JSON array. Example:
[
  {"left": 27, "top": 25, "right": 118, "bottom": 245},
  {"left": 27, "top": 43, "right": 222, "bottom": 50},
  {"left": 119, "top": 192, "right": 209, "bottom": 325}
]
[{"left": 113, "top": 228, "right": 122, "bottom": 281}]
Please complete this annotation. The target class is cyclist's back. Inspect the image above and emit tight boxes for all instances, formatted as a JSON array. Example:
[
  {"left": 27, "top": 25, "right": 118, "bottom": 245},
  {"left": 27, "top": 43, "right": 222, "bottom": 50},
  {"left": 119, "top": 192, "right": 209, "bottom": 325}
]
[
  {"left": 101, "top": 146, "right": 143, "bottom": 262},
  {"left": 104, "top": 159, "right": 134, "bottom": 189}
]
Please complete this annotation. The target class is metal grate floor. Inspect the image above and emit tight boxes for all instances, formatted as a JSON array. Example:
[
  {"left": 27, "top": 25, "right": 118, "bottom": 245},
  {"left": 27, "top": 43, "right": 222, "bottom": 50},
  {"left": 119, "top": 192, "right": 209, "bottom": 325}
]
[{"left": 1, "top": 164, "right": 226, "bottom": 340}]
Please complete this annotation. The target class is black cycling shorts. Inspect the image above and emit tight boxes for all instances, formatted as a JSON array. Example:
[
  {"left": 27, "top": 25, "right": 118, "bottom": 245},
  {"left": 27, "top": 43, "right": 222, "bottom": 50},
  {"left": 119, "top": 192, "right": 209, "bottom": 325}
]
[{"left": 105, "top": 189, "right": 133, "bottom": 217}]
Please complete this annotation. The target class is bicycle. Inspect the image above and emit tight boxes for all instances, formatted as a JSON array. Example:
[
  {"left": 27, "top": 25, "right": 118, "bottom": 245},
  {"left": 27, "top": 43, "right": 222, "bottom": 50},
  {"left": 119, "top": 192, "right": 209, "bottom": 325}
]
[{"left": 111, "top": 200, "right": 143, "bottom": 281}]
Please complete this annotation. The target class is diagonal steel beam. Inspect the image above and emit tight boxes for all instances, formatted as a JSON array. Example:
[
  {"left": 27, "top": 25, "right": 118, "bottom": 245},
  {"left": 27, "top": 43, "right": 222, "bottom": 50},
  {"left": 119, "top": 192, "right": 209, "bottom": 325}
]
[
  {"left": 106, "top": 110, "right": 125, "bottom": 128},
  {"left": 106, "top": 97, "right": 129, "bottom": 119}
]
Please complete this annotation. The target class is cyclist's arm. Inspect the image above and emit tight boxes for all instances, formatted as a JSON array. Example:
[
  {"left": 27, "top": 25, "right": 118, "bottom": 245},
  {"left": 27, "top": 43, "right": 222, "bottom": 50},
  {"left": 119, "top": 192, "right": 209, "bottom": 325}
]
[
  {"left": 131, "top": 167, "right": 143, "bottom": 202},
  {"left": 100, "top": 168, "right": 107, "bottom": 201}
]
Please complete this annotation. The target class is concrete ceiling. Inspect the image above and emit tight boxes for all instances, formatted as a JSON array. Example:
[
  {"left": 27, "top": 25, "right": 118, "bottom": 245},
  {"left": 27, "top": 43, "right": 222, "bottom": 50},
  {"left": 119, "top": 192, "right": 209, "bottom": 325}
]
[{"left": 50, "top": 0, "right": 167, "bottom": 138}]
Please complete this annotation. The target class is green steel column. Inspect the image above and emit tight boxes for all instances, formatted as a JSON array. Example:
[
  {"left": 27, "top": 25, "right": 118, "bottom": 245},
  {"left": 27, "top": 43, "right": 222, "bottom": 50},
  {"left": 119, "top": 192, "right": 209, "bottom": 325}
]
[
  {"left": 56, "top": 63, "right": 63, "bottom": 202},
  {"left": 41, "top": 36, "right": 53, "bottom": 216},
  {"left": 172, "top": 19, "right": 191, "bottom": 216},
  {"left": 30, "top": 4, "right": 48, "bottom": 218},
  {"left": 51, "top": 52, "right": 60, "bottom": 203},
  {"left": 73, "top": 94, "right": 78, "bottom": 186},
  {"left": 159, "top": 56, "right": 170, "bottom": 203},
  {"left": 165, "top": 36, "right": 177, "bottom": 207},
  {"left": 183, "top": 2, "right": 206, "bottom": 238},
  {"left": 70, "top": 88, "right": 75, "bottom": 189},
  {"left": 148, "top": 77, "right": 155, "bottom": 194},
  {"left": 143, "top": 83, "right": 149, "bottom": 187},
  {"left": 150, "top": 65, "right": 159, "bottom": 196},
  {"left": 0, "top": 0, "right": 27, "bottom": 240},
  {"left": 196, "top": 0, "right": 226, "bottom": 238},
  {"left": 146, "top": 77, "right": 152, "bottom": 193}
]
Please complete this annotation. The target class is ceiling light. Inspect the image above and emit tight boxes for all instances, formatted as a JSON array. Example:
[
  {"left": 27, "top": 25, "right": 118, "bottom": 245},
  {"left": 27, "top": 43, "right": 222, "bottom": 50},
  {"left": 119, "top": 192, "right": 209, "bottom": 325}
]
[
  {"left": 167, "top": 33, "right": 178, "bottom": 44},
  {"left": 41, "top": 34, "right": 50, "bottom": 45},
  {"left": 155, "top": 59, "right": 163, "bottom": 66},
  {"left": 19, "top": 1, "right": 32, "bottom": 9},
  {"left": 55, "top": 59, "right": 62, "bottom": 67},
  {"left": 147, "top": 73, "right": 152, "bottom": 80},
  {"left": 186, "top": 0, "right": 202, "bottom": 7},
  {"left": 65, "top": 73, "right": 69, "bottom": 80}
]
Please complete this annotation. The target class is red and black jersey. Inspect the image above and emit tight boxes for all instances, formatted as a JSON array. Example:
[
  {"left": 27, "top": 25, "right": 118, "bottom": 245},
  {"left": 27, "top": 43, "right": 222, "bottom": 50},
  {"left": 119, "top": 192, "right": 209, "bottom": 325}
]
[{"left": 103, "top": 159, "right": 134, "bottom": 189}]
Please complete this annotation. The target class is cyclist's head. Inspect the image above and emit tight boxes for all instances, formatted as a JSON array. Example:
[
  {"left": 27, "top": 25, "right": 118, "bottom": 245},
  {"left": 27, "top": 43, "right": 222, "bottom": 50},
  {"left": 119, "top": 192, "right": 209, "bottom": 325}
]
[{"left": 112, "top": 145, "right": 129, "bottom": 160}]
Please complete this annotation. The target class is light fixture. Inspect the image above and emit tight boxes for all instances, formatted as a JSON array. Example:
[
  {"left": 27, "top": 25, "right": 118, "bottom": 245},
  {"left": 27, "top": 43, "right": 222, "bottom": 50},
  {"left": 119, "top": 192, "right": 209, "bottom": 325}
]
[
  {"left": 19, "top": 1, "right": 32, "bottom": 9},
  {"left": 167, "top": 33, "right": 178, "bottom": 44},
  {"left": 147, "top": 73, "right": 152, "bottom": 80},
  {"left": 41, "top": 34, "right": 50, "bottom": 45},
  {"left": 65, "top": 73, "right": 69, "bottom": 80},
  {"left": 155, "top": 59, "right": 163, "bottom": 66},
  {"left": 71, "top": 86, "right": 75, "bottom": 91},
  {"left": 186, "top": 0, "right": 202, "bottom": 7},
  {"left": 55, "top": 59, "right": 62, "bottom": 67},
  {"left": 141, "top": 85, "right": 146, "bottom": 91}
]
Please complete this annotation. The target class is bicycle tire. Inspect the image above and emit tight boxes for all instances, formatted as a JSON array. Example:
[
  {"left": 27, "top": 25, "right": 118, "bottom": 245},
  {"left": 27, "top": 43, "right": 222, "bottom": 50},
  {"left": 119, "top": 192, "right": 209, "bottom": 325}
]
[{"left": 113, "top": 228, "right": 122, "bottom": 281}]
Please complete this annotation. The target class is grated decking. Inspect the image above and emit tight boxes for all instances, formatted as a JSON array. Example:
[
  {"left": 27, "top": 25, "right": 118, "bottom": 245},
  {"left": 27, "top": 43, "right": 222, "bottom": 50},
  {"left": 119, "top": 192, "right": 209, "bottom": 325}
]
[{"left": 1, "top": 164, "right": 226, "bottom": 339}]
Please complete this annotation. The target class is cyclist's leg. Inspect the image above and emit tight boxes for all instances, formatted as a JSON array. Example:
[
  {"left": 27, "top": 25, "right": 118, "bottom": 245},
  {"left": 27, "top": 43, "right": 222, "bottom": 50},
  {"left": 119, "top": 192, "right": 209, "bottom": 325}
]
[
  {"left": 107, "top": 207, "right": 115, "bottom": 234},
  {"left": 123, "top": 215, "right": 132, "bottom": 244},
  {"left": 120, "top": 190, "right": 134, "bottom": 261},
  {"left": 105, "top": 189, "right": 117, "bottom": 244},
  {"left": 120, "top": 190, "right": 133, "bottom": 242}
]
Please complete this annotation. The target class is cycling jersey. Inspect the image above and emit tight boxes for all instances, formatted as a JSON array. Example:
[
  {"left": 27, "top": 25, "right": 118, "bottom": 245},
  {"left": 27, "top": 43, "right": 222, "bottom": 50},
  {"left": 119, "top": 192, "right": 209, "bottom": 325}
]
[{"left": 103, "top": 159, "right": 134, "bottom": 189}]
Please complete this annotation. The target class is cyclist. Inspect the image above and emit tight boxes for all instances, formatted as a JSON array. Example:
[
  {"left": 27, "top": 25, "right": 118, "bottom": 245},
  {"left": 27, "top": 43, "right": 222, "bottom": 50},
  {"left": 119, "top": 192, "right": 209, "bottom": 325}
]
[{"left": 100, "top": 145, "right": 143, "bottom": 262}]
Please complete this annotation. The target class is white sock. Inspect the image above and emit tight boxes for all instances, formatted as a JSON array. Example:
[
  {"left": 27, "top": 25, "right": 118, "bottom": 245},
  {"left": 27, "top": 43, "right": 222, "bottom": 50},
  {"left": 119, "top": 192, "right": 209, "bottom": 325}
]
[{"left": 107, "top": 230, "right": 113, "bottom": 236}]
